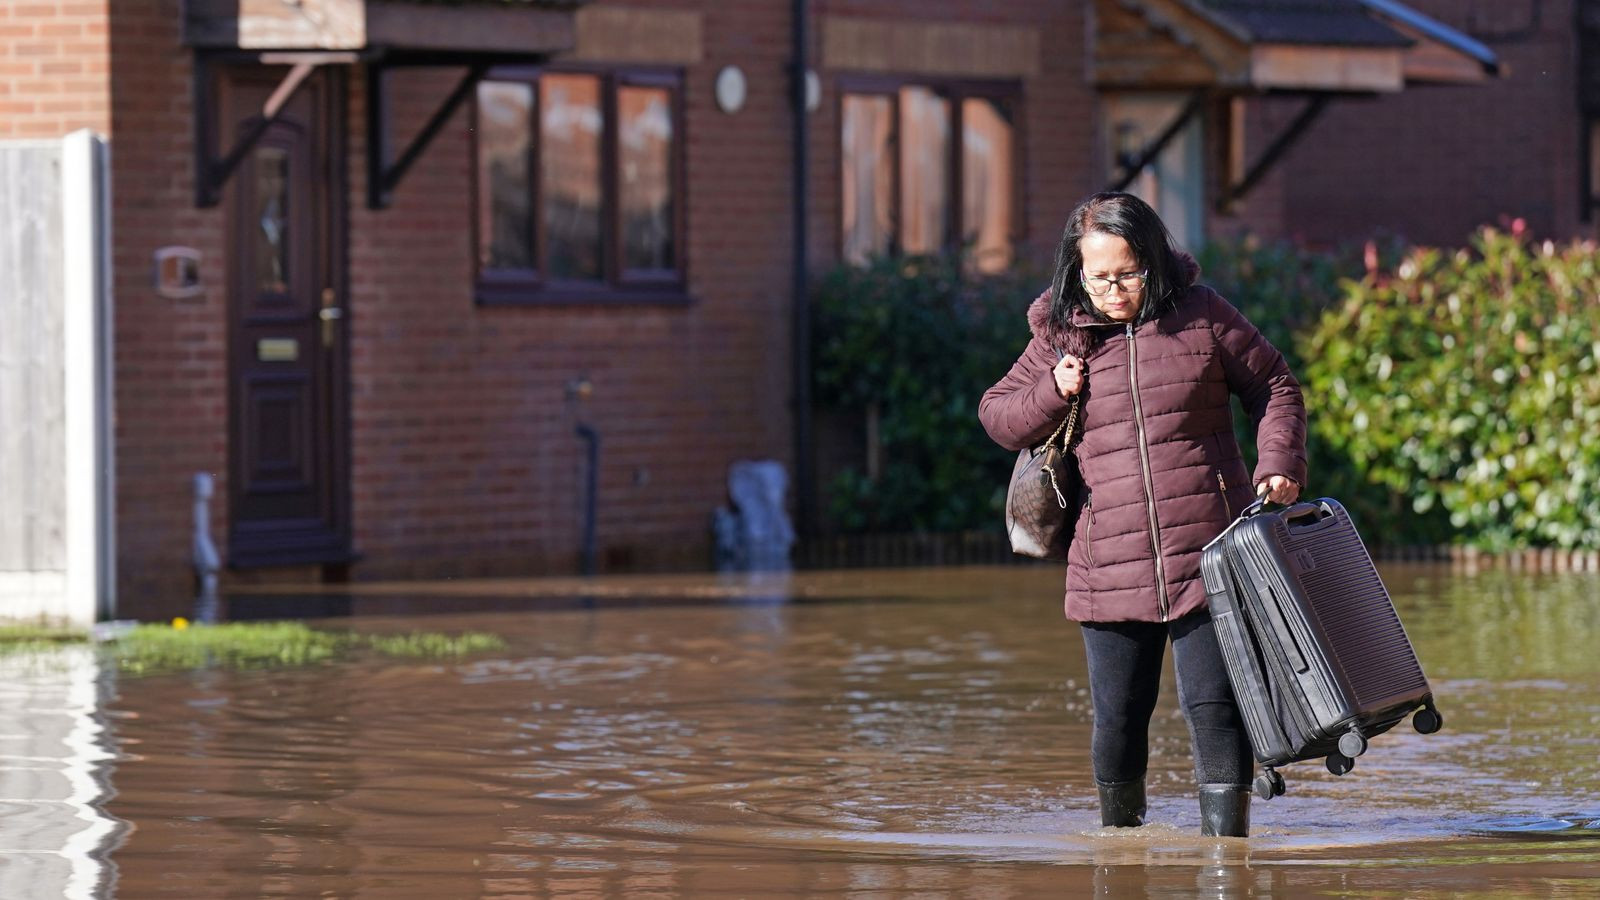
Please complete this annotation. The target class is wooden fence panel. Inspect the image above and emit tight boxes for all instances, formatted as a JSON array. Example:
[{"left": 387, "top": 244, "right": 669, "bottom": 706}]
[
  {"left": 0, "top": 134, "right": 111, "bottom": 625},
  {"left": 0, "top": 144, "right": 66, "bottom": 580}
]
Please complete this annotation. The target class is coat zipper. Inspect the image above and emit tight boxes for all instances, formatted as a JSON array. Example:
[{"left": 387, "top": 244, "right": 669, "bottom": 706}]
[
  {"left": 1216, "top": 470, "right": 1233, "bottom": 519},
  {"left": 1126, "top": 322, "right": 1170, "bottom": 621}
]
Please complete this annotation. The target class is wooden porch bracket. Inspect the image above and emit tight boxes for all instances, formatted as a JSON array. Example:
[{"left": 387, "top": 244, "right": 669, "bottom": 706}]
[
  {"left": 193, "top": 50, "right": 358, "bottom": 208},
  {"left": 366, "top": 58, "right": 492, "bottom": 210},
  {"left": 1105, "top": 89, "right": 1208, "bottom": 194},
  {"left": 1219, "top": 93, "right": 1331, "bottom": 212}
]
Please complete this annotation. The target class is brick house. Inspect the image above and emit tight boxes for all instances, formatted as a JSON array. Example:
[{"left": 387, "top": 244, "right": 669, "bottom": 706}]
[
  {"left": 1227, "top": 0, "right": 1590, "bottom": 246},
  {"left": 1, "top": 0, "right": 1563, "bottom": 622}
]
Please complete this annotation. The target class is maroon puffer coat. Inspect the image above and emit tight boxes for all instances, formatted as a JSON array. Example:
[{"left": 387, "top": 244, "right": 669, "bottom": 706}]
[{"left": 979, "top": 270, "right": 1307, "bottom": 623}]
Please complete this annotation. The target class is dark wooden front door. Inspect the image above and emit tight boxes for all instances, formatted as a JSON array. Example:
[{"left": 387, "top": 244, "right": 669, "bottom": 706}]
[{"left": 225, "top": 68, "right": 351, "bottom": 568}]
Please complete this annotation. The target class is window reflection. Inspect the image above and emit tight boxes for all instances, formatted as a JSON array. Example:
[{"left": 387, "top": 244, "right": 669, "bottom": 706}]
[
  {"left": 473, "top": 69, "right": 685, "bottom": 298},
  {"left": 541, "top": 74, "right": 604, "bottom": 282},
  {"left": 842, "top": 85, "right": 1018, "bottom": 274},
  {"left": 255, "top": 146, "right": 290, "bottom": 294},
  {"left": 899, "top": 86, "right": 949, "bottom": 255},
  {"left": 962, "top": 97, "right": 1015, "bottom": 274},
  {"left": 842, "top": 94, "right": 894, "bottom": 265},
  {"left": 1105, "top": 94, "right": 1204, "bottom": 252},
  {"left": 477, "top": 81, "right": 534, "bottom": 271},
  {"left": 619, "top": 85, "right": 674, "bottom": 272}
]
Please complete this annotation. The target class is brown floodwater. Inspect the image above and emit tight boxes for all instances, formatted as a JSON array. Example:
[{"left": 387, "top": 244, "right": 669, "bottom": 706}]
[{"left": 5, "top": 565, "right": 1600, "bottom": 897}]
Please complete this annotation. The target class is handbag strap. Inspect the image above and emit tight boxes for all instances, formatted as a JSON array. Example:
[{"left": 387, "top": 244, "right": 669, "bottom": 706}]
[
  {"left": 1040, "top": 395, "right": 1079, "bottom": 509},
  {"left": 1044, "top": 345, "right": 1080, "bottom": 451},
  {"left": 1045, "top": 395, "right": 1080, "bottom": 452},
  {"left": 1036, "top": 346, "right": 1081, "bottom": 509}
]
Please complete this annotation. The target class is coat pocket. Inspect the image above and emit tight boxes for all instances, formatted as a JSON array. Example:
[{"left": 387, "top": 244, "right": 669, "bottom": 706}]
[
  {"left": 1214, "top": 469, "right": 1234, "bottom": 520},
  {"left": 1083, "top": 495, "right": 1097, "bottom": 567}
]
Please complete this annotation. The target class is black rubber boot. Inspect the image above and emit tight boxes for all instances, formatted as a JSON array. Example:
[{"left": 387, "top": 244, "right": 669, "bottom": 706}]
[
  {"left": 1096, "top": 779, "right": 1146, "bottom": 827},
  {"left": 1198, "top": 784, "right": 1251, "bottom": 837}
]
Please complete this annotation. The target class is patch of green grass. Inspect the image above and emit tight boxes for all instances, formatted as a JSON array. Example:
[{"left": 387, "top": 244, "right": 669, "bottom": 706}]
[
  {"left": 0, "top": 621, "right": 506, "bottom": 676},
  {"left": 111, "top": 622, "right": 345, "bottom": 675},
  {"left": 0, "top": 625, "right": 88, "bottom": 660},
  {"left": 0, "top": 625, "right": 84, "bottom": 642}
]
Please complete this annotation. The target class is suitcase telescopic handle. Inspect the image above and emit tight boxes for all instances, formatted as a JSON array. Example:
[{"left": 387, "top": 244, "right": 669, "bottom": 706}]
[
  {"left": 1242, "top": 496, "right": 1333, "bottom": 530},
  {"left": 1241, "top": 495, "right": 1286, "bottom": 518}
]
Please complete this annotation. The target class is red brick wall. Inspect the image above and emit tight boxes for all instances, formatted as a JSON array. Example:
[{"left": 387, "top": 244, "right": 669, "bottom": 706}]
[
  {"left": 106, "top": 1, "right": 231, "bottom": 618},
  {"left": 0, "top": 0, "right": 109, "bottom": 137},
  {"left": 803, "top": 1, "right": 1096, "bottom": 527},
  {"left": 72, "top": 0, "right": 1586, "bottom": 617},
  {"left": 1277, "top": 0, "right": 1582, "bottom": 247},
  {"left": 347, "top": 0, "right": 802, "bottom": 579},
  {"left": 810, "top": 0, "right": 1097, "bottom": 271},
  {"left": 346, "top": 0, "right": 1099, "bottom": 580},
  {"left": 69, "top": 0, "right": 1098, "bottom": 614}
]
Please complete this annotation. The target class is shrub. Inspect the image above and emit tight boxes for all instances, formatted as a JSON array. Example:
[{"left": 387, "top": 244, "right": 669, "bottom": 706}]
[
  {"left": 1302, "top": 227, "right": 1600, "bottom": 550},
  {"left": 810, "top": 229, "right": 1600, "bottom": 551},
  {"left": 1194, "top": 236, "right": 1420, "bottom": 543},
  {"left": 1194, "top": 235, "right": 1353, "bottom": 374},
  {"left": 810, "top": 254, "right": 1039, "bottom": 532}
]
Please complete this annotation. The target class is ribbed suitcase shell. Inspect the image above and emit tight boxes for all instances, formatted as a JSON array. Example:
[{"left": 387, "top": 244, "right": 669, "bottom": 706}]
[{"left": 1201, "top": 498, "right": 1432, "bottom": 775}]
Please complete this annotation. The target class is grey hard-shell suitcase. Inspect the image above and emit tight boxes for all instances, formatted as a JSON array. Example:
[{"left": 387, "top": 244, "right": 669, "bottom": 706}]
[{"left": 1200, "top": 497, "right": 1443, "bottom": 800}]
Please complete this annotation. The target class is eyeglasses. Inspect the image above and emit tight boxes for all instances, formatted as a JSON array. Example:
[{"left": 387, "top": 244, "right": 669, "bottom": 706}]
[{"left": 1081, "top": 270, "right": 1147, "bottom": 296}]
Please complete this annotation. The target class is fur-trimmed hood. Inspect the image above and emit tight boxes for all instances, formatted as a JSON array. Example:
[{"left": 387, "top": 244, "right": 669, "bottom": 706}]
[{"left": 1024, "top": 251, "right": 1203, "bottom": 357}]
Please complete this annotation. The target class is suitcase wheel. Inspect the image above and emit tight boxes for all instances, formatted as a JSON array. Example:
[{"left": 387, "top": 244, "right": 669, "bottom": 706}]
[
  {"left": 1254, "top": 769, "right": 1286, "bottom": 800},
  {"left": 1413, "top": 705, "right": 1443, "bottom": 735},
  {"left": 1338, "top": 729, "right": 1368, "bottom": 759},
  {"left": 1325, "top": 753, "right": 1355, "bottom": 776}
]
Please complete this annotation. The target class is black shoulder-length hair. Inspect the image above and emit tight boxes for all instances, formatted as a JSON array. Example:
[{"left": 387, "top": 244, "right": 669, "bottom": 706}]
[{"left": 1047, "top": 191, "right": 1187, "bottom": 332}]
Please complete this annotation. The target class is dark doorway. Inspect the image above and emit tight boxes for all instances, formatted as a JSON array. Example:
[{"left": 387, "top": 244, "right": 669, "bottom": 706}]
[{"left": 224, "top": 67, "right": 351, "bottom": 568}]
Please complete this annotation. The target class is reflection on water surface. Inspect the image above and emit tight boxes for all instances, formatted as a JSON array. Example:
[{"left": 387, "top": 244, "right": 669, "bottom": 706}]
[
  {"left": 21, "top": 565, "right": 1600, "bottom": 895},
  {"left": 0, "top": 648, "right": 119, "bottom": 899}
]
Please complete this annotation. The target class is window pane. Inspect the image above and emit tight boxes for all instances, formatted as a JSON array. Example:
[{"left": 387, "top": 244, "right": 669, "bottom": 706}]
[
  {"left": 619, "top": 85, "right": 675, "bottom": 272},
  {"left": 962, "top": 97, "right": 1015, "bottom": 274},
  {"left": 1104, "top": 94, "right": 1204, "bottom": 253},
  {"left": 899, "top": 86, "right": 949, "bottom": 256},
  {"left": 255, "top": 146, "right": 290, "bottom": 294},
  {"left": 477, "top": 81, "right": 534, "bottom": 271},
  {"left": 541, "top": 73, "right": 604, "bottom": 281},
  {"left": 841, "top": 93, "right": 894, "bottom": 265}
]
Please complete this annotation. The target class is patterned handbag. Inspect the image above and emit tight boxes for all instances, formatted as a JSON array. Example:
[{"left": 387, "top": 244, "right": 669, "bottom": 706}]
[{"left": 1004, "top": 393, "right": 1082, "bottom": 560}]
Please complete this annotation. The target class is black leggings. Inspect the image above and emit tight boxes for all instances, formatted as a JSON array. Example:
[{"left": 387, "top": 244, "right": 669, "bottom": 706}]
[{"left": 1080, "top": 608, "right": 1254, "bottom": 786}]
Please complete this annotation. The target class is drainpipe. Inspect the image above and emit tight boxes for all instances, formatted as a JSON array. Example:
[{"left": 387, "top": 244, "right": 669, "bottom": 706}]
[
  {"left": 192, "top": 472, "right": 220, "bottom": 623},
  {"left": 790, "top": 0, "right": 814, "bottom": 537},
  {"left": 575, "top": 422, "right": 599, "bottom": 576},
  {"left": 568, "top": 376, "right": 598, "bottom": 576}
]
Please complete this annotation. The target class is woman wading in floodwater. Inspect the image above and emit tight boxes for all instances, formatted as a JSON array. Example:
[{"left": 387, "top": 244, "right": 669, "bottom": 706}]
[{"left": 978, "top": 192, "right": 1307, "bottom": 836}]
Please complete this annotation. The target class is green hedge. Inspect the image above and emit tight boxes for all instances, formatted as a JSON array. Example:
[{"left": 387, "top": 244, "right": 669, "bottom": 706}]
[
  {"left": 1193, "top": 237, "right": 1412, "bottom": 542},
  {"left": 810, "top": 254, "right": 1036, "bottom": 532},
  {"left": 811, "top": 229, "right": 1600, "bottom": 551},
  {"left": 1301, "top": 228, "right": 1600, "bottom": 550},
  {"left": 1193, "top": 235, "right": 1357, "bottom": 373}
]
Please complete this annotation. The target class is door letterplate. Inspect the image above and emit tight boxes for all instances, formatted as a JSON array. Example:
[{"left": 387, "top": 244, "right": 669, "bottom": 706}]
[{"left": 257, "top": 338, "right": 299, "bottom": 362}]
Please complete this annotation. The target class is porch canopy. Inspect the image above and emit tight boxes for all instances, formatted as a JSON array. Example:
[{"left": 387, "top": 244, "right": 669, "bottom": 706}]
[
  {"left": 184, "top": 0, "right": 592, "bottom": 208},
  {"left": 1094, "top": 0, "right": 1502, "bottom": 207}
]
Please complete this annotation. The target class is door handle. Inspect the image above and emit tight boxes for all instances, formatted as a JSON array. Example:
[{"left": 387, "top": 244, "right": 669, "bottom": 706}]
[{"left": 319, "top": 288, "right": 343, "bottom": 347}]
